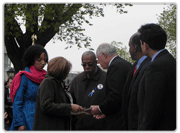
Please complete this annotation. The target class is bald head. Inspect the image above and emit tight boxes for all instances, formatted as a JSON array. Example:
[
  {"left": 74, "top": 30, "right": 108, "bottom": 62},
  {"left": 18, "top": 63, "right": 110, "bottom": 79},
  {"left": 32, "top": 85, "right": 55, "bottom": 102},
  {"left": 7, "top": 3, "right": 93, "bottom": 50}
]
[
  {"left": 129, "top": 32, "right": 141, "bottom": 52},
  {"left": 82, "top": 51, "right": 96, "bottom": 61},
  {"left": 129, "top": 32, "right": 144, "bottom": 60}
]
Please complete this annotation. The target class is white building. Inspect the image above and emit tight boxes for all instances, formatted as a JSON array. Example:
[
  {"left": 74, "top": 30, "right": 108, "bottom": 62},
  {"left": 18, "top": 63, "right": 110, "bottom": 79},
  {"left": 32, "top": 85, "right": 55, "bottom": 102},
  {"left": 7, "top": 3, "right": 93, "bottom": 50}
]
[{"left": 4, "top": 46, "right": 11, "bottom": 82}]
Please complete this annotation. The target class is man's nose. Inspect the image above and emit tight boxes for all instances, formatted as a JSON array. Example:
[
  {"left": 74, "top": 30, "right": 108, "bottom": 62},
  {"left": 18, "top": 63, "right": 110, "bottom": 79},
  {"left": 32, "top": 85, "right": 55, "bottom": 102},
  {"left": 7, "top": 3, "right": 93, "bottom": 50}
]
[{"left": 85, "top": 64, "right": 90, "bottom": 68}]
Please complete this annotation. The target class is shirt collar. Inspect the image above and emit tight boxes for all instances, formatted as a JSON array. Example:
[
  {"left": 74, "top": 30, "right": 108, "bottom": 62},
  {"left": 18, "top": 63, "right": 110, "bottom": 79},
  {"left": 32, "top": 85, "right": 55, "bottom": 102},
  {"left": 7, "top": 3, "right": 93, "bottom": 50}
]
[
  {"left": 108, "top": 55, "right": 118, "bottom": 67},
  {"left": 151, "top": 49, "right": 166, "bottom": 62},
  {"left": 137, "top": 56, "right": 147, "bottom": 70}
]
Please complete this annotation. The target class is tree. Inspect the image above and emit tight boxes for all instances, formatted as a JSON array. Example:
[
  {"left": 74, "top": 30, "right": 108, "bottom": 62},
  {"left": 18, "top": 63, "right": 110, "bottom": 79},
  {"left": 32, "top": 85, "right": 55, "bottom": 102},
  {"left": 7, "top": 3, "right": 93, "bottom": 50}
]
[
  {"left": 4, "top": 3, "right": 132, "bottom": 73},
  {"left": 111, "top": 41, "right": 135, "bottom": 64},
  {"left": 157, "top": 4, "right": 176, "bottom": 58}
]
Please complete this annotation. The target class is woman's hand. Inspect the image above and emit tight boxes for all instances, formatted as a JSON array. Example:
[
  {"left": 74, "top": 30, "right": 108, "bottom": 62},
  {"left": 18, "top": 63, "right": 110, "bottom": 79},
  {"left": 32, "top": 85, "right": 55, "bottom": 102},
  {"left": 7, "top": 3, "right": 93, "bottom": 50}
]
[
  {"left": 4, "top": 112, "right": 8, "bottom": 119},
  {"left": 18, "top": 125, "right": 25, "bottom": 130},
  {"left": 71, "top": 104, "right": 84, "bottom": 113}
]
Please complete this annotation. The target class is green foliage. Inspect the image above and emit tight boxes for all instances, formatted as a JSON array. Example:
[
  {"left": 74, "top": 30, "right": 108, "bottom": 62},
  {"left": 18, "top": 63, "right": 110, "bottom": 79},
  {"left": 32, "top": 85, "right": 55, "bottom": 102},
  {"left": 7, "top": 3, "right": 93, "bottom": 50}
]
[
  {"left": 4, "top": 3, "right": 132, "bottom": 72},
  {"left": 5, "top": 3, "right": 132, "bottom": 49},
  {"left": 111, "top": 41, "right": 135, "bottom": 64},
  {"left": 157, "top": 4, "right": 176, "bottom": 58}
]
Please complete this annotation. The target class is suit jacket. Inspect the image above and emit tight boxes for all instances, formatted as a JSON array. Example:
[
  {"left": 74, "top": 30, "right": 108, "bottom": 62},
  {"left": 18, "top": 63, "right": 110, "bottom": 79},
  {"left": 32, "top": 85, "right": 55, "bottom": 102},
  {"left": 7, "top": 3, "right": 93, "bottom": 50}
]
[
  {"left": 122, "top": 57, "right": 151, "bottom": 130},
  {"left": 99, "top": 56, "right": 132, "bottom": 130},
  {"left": 137, "top": 50, "right": 176, "bottom": 130},
  {"left": 33, "top": 75, "right": 71, "bottom": 130}
]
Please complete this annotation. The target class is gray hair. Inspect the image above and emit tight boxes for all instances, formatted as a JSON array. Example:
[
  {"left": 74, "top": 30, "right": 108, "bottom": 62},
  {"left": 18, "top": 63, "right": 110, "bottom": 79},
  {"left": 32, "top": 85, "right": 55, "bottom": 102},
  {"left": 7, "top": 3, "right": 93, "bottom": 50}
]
[
  {"left": 96, "top": 43, "right": 117, "bottom": 56},
  {"left": 82, "top": 51, "right": 96, "bottom": 61}
]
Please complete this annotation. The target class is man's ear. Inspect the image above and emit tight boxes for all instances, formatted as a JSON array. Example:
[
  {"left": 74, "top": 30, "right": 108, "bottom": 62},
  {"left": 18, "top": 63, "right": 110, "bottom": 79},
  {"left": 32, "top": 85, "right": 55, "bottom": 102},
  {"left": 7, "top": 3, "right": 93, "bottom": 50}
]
[
  {"left": 134, "top": 45, "right": 138, "bottom": 52},
  {"left": 144, "top": 42, "right": 150, "bottom": 50},
  {"left": 94, "top": 59, "right": 97, "bottom": 65},
  {"left": 102, "top": 52, "right": 107, "bottom": 59}
]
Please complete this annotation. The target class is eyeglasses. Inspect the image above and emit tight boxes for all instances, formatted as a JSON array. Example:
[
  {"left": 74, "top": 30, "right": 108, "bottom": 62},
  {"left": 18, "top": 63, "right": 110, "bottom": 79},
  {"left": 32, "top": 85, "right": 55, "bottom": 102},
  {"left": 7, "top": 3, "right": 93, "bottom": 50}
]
[{"left": 81, "top": 62, "right": 94, "bottom": 67}]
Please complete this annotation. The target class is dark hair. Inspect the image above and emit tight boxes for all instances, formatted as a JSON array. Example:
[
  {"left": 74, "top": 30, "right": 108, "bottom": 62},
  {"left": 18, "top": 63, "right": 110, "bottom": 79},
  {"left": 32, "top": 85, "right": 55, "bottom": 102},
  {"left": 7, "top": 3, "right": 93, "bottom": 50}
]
[
  {"left": 131, "top": 32, "right": 141, "bottom": 52},
  {"left": 23, "top": 45, "right": 48, "bottom": 68},
  {"left": 138, "top": 23, "right": 167, "bottom": 50},
  {"left": 47, "top": 57, "right": 72, "bottom": 81}
]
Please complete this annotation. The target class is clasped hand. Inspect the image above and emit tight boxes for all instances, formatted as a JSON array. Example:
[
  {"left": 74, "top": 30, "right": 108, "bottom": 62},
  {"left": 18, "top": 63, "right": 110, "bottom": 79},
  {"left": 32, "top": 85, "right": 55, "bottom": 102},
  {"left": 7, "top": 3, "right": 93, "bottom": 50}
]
[
  {"left": 71, "top": 104, "right": 106, "bottom": 119},
  {"left": 71, "top": 104, "right": 84, "bottom": 113},
  {"left": 71, "top": 104, "right": 86, "bottom": 119},
  {"left": 88, "top": 105, "right": 106, "bottom": 119}
]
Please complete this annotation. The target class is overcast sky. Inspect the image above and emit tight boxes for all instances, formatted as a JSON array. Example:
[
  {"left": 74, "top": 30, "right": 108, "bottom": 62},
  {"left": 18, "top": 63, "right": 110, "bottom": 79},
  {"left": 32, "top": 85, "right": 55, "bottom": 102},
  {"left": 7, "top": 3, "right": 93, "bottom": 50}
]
[{"left": 44, "top": 3, "right": 168, "bottom": 72}]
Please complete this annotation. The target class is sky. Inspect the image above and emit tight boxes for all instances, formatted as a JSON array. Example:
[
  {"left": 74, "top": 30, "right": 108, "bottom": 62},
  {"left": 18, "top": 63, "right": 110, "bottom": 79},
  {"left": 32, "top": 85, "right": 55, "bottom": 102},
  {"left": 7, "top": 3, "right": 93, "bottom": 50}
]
[{"left": 44, "top": 3, "right": 169, "bottom": 72}]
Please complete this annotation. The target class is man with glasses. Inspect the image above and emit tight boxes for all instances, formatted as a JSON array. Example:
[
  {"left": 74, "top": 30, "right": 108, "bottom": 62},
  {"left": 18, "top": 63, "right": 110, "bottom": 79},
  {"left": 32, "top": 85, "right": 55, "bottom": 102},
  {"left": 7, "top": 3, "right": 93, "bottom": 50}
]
[{"left": 70, "top": 51, "right": 107, "bottom": 130}]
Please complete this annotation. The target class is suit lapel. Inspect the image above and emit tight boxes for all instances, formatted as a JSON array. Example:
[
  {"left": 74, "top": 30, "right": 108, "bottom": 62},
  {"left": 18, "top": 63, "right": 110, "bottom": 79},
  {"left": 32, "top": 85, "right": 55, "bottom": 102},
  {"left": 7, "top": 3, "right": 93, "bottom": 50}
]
[
  {"left": 123, "top": 61, "right": 137, "bottom": 104},
  {"left": 107, "top": 56, "right": 119, "bottom": 74},
  {"left": 127, "top": 62, "right": 138, "bottom": 86},
  {"left": 127, "top": 57, "right": 150, "bottom": 99},
  {"left": 133, "top": 58, "right": 147, "bottom": 80}
]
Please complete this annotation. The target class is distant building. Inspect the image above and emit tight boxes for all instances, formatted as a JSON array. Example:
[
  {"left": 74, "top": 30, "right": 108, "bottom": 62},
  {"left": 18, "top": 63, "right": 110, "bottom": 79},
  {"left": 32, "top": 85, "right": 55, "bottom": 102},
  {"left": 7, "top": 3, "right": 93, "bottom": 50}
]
[
  {"left": 64, "top": 65, "right": 106, "bottom": 88},
  {"left": 64, "top": 71, "right": 81, "bottom": 87}
]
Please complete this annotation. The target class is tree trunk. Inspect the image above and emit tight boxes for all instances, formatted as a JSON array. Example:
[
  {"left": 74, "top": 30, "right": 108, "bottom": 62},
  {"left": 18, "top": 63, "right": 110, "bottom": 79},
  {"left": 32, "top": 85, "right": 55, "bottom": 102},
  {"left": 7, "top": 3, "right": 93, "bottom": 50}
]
[
  {"left": 5, "top": 35, "right": 26, "bottom": 73},
  {"left": 4, "top": 4, "right": 83, "bottom": 73}
]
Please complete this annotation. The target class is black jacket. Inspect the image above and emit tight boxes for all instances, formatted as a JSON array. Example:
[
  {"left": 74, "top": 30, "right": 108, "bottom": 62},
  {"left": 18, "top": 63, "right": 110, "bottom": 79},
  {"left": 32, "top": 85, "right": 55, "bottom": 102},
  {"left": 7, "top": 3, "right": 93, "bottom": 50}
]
[
  {"left": 70, "top": 66, "right": 106, "bottom": 130},
  {"left": 122, "top": 57, "right": 151, "bottom": 130},
  {"left": 33, "top": 75, "right": 71, "bottom": 130},
  {"left": 99, "top": 56, "right": 132, "bottom": 130},
  {"left": 137, "top": 50, "right": 176, "bottom": 130}
]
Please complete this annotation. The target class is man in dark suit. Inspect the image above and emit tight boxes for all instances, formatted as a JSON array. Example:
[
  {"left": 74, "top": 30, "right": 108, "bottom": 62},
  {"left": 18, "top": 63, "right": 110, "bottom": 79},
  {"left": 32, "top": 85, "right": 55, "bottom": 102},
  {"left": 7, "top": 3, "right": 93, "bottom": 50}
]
[
  {"left": 89, "top": 43, "right": 132, "bottom": 130},
  {"left": 122, "top": 32, "right": 151, "bottom": 130},
  {"left": 137, "top": 23, "right": 176, "bottom": 130}
]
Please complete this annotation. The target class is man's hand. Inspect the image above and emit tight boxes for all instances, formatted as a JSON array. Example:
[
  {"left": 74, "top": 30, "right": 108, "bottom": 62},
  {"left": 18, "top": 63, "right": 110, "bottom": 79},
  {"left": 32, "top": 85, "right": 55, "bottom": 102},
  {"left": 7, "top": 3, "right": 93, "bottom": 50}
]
[
  {"left": 89, "top": 105, "right": 101, "bottom": 115},
  {"left": 94, "top": 114, "right": 106, "bottom": 119}
]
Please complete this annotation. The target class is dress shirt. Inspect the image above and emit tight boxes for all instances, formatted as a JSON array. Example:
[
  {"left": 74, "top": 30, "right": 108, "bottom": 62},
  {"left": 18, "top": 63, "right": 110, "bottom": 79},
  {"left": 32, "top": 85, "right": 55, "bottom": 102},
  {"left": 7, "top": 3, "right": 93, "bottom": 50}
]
[
  {"left": 151, "top": 49, "right": 166, "bottom": 62},
  {"left": 108, "top": 55, "right": 118, "bottom": 67},
  {"left": 137, "top": 56, "right": 147, "bottom": 70}
]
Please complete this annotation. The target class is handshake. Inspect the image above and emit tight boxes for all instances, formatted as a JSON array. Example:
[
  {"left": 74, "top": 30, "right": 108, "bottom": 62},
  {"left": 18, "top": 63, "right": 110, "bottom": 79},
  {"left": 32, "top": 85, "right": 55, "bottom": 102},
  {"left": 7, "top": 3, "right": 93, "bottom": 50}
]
[{"left": 71, "top": 104, "right": 106, "bottom": 119}]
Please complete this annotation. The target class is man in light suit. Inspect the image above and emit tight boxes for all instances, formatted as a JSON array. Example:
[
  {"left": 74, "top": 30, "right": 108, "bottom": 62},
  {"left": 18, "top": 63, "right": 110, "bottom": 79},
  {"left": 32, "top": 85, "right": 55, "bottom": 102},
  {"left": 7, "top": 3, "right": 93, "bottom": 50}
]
[
  {"left": 89, "top": 43, "right": 132, "bottom": 130},
  {"left": 122, "top": 32, "right": 151, "bottom": 130},
  {"left": 137, "top": 23, "right": 176, "bottom": 130}
]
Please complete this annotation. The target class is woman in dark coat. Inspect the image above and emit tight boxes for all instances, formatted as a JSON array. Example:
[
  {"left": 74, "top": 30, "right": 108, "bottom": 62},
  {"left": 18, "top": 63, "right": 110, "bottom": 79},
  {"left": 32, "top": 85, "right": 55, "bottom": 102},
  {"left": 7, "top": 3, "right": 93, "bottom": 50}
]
[{"left": 33, "top": 57, "right": 84, "bottom": 130}]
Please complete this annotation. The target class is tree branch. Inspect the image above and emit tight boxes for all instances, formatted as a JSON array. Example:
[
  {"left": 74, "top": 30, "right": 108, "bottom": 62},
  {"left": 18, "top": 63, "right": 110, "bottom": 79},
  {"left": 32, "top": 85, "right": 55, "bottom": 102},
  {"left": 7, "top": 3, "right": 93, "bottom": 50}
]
[
  {"left": 25, "top": 4, "right": 39, "bottom": 37},
  {"left": 37, "top": 4, "right": 82, "bottom": 46}
]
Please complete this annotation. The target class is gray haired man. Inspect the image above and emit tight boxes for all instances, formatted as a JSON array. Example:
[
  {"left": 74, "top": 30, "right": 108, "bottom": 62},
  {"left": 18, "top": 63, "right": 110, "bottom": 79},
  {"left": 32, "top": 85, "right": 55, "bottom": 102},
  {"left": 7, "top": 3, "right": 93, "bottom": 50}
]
[{"left": 90, "top": 43, "right": 132, "bottom": 130}]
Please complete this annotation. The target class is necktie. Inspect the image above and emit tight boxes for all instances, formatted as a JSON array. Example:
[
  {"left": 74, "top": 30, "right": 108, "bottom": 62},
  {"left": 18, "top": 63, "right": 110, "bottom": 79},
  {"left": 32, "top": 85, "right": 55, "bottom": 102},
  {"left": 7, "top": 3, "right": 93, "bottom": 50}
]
[{"left": 133, "top": 65, "right": 137, "bottom": 77}]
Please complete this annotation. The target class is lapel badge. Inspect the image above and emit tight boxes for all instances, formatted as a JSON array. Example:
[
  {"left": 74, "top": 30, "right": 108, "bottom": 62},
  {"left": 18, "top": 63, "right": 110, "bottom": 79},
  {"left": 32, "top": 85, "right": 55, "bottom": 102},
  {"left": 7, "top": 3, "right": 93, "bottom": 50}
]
[{"left": 97, "top": 84, "right": 103, "bottom": 90}]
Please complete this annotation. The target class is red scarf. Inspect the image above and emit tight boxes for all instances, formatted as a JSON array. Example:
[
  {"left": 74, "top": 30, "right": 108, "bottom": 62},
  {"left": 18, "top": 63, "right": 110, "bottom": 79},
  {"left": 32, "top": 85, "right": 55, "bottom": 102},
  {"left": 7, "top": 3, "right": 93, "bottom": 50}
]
[{"left": 10, "top": 65, "right": 46, "bottom": 103}]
